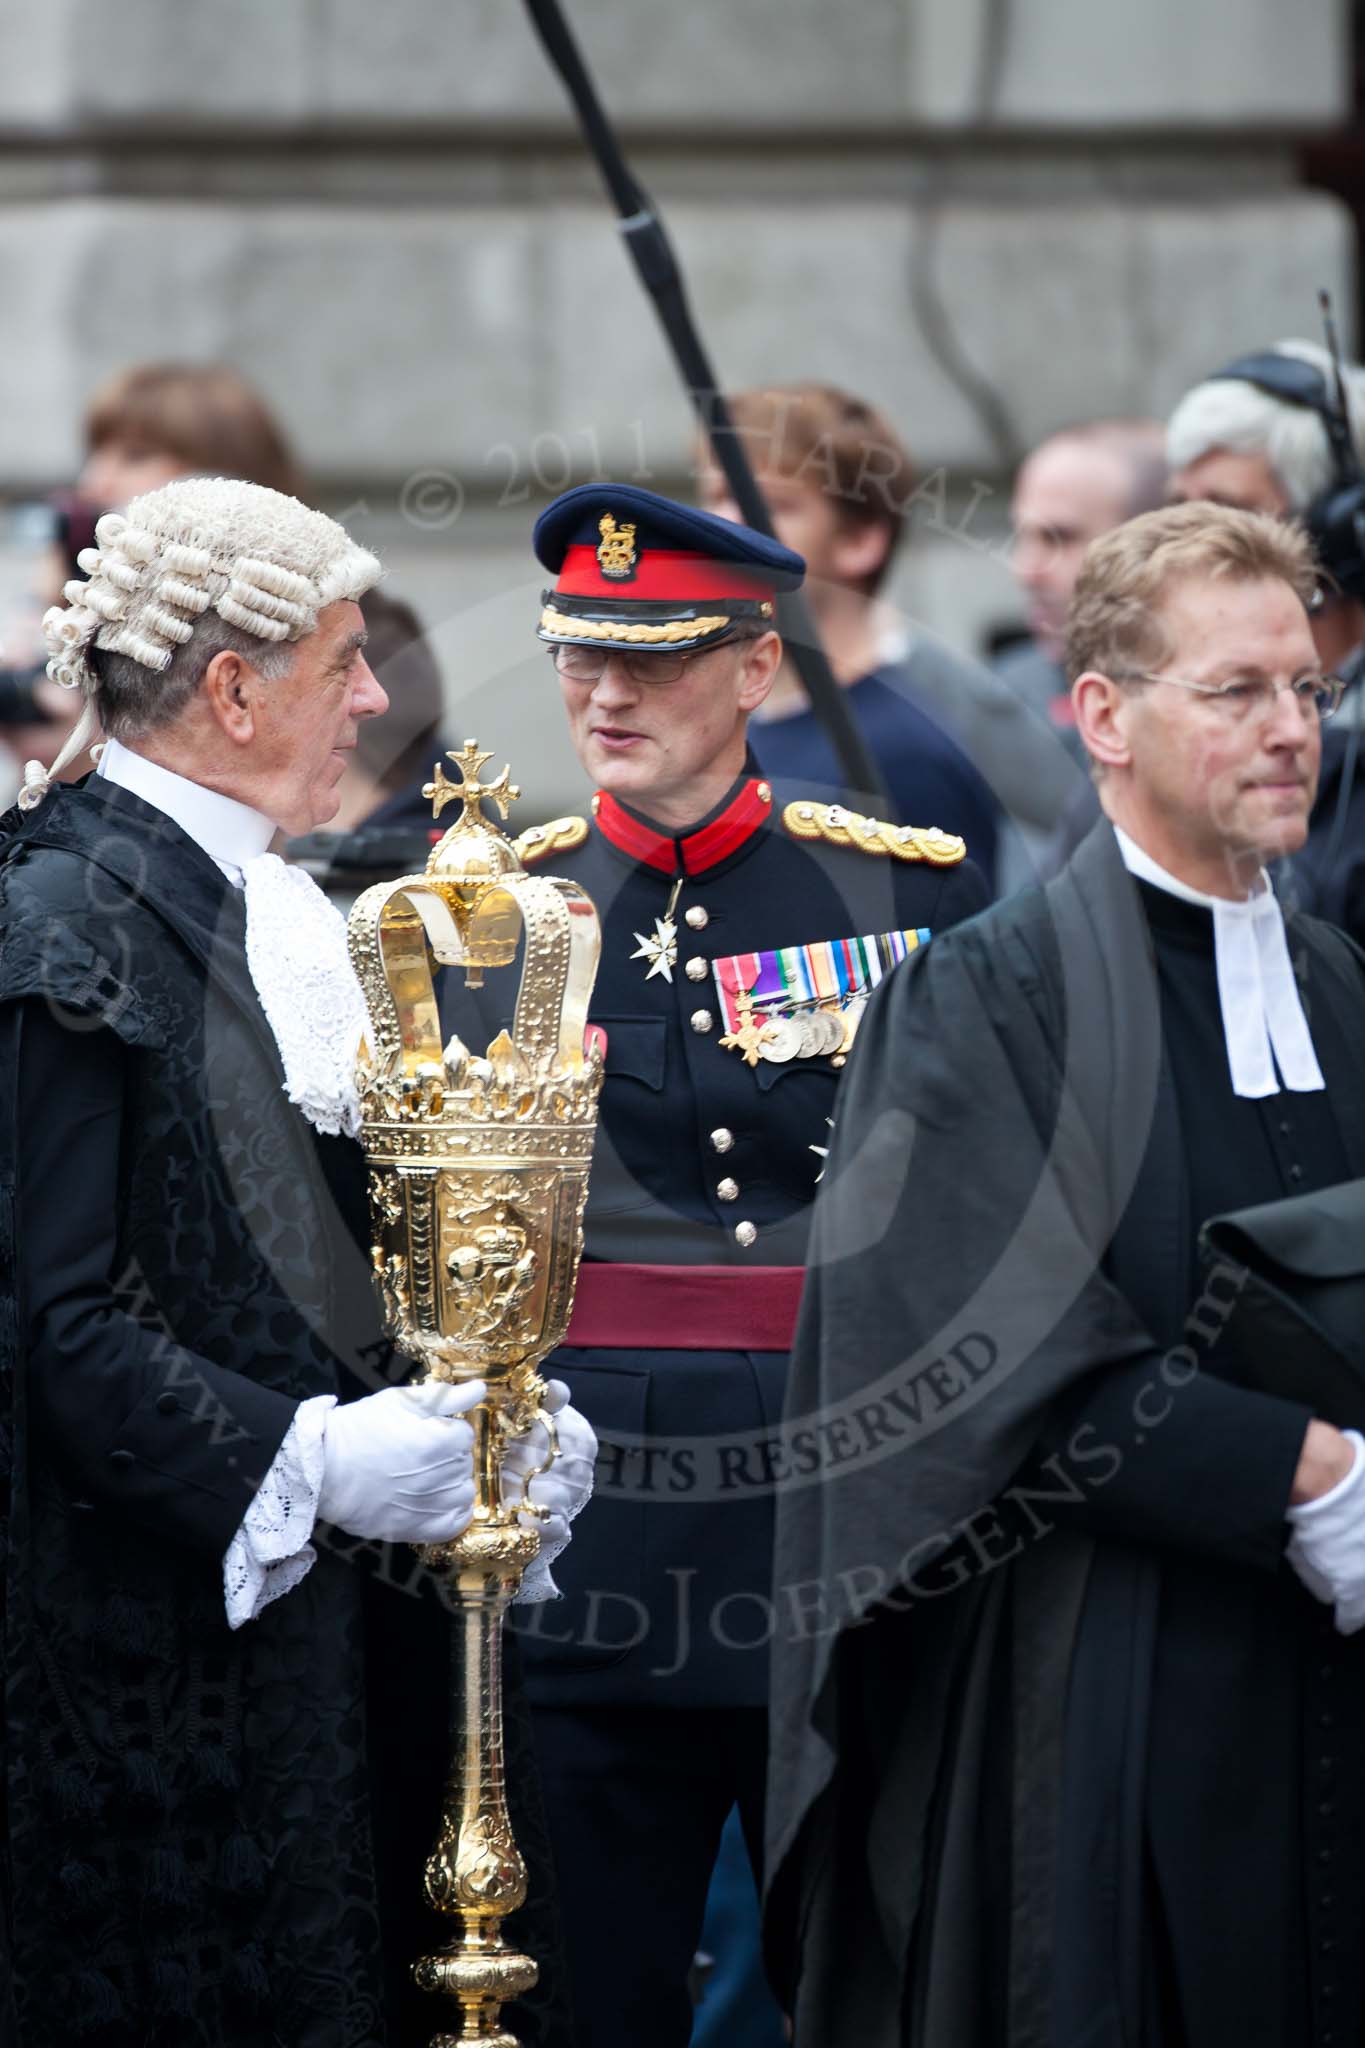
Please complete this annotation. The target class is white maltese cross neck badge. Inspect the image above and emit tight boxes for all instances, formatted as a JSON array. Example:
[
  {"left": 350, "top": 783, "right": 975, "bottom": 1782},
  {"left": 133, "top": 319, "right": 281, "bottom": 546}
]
[{"left": 630, "top": 877, "right": 683, "bottom": 982}]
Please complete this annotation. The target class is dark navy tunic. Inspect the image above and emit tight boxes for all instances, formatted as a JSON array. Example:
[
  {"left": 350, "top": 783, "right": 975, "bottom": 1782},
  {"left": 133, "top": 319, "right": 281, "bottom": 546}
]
[{"left": 442, "top": 766, "right": 988, "bottom": 1709}]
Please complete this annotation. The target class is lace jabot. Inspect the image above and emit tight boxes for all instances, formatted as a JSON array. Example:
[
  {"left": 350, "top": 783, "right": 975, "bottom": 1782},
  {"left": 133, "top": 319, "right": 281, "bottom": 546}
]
[{"left": 242, "top": 853, "right": 368, "bottom": 1137}]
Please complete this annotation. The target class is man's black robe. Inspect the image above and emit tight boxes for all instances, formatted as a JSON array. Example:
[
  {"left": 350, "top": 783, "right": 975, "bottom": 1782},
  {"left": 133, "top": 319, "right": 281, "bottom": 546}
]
[
  {"left": 764, "top": 819, "right": 1365, "bottom": 2048},
  {"left": 0, "top": 779, "right": 562, "bottom": 2046}
]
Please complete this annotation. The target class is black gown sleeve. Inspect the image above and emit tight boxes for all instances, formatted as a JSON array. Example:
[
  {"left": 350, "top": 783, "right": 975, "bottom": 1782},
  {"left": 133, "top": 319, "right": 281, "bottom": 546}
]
[
  {"left": 15, "top": 999, "right": 300, "bottom": 1556},
  {"left": 1029, "top": 1352, "right": 1313, "bottom": 1575}
]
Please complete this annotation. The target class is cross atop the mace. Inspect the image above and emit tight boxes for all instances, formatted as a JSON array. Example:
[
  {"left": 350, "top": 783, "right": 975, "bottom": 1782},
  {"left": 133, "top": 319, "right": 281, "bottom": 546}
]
[{"left": 424, "top": 739, "right": 521, "bottom": 827}]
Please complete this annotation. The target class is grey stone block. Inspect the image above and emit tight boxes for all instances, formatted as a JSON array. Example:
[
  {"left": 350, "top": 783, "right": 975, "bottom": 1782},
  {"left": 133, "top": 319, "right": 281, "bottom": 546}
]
[
  {"left": 4, "top": 184, "right": 1348, "bottom": 493},
  {"left": 0, "top": 0, "right": 314, "bottom": 125},
  {"left": 544, "top": 188, "right": 1354, "bottom": 478},
  {"left": 926, "top": 196, "right": 1356, "bottom": 458},
  {"left": 542, "top": 200, "right": 984, "bottom": 482},
  {"left": 907, "top": 0, "right": 1349, "bottom": 128},
  {"left": 0, "top": 0, "right": 72, "bottom": 123},
  {"left": 0, "top": 200, "right": 542, "bottom": 485},
  {"left": 0, "top": 0, "right": 910, "bottom": 130}
]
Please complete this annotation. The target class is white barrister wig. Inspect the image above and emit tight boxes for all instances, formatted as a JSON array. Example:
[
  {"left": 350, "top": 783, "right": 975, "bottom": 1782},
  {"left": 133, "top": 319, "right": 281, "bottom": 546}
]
[{"left": 23, "top": 476, "right": 382, "bottom": 809}]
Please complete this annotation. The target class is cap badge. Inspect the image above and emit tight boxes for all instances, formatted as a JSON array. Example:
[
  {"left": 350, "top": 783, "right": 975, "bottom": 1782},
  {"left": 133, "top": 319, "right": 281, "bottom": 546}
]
[{"left": 597, "top": 512, "right": 639, "bottom": 582}]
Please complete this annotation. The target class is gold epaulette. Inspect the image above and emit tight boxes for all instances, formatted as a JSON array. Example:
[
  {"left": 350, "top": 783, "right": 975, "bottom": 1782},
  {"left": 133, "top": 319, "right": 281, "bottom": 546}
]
[
  {"left": 513, "top": 816, "right": 589, "bottom": 865},
  {"left": 782, "top": 800, "right": 966, "bottom": 866}
]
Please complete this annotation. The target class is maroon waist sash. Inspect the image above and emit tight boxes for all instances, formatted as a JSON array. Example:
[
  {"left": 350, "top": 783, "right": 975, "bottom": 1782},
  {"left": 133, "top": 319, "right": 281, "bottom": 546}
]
[{"left": 562, "top": 1262, "right": 803, "bottom": 1352}]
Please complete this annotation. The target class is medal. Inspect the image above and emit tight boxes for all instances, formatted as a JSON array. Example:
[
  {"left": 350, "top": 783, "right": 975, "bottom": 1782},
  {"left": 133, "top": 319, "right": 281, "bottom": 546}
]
[
  {"left": 837, "top": 994, "right": 868, "bottom": 1055},
  {"left": 719, "top": 995, "right": 769, "bottom": 1068},
  {"left": 759, "top": 1014, "right": 803, "bottom": 1063},
  {"left": 712, "top": 930, "right": 932, "bottom": 1067},
  {"left": 794, "top": 1012, "right": 826, "bottom": 1059},
  {"left": 630, "top": 876, "right": 683, "bottom": 982},
  {"left": 808, "top": 1007, "right": 845, "bottom": 1056}
]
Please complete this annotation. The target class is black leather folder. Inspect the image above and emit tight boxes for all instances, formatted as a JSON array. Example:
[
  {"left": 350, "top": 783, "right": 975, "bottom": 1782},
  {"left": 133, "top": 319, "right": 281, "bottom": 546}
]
[{"left": 1198, "top": 1177, "right": 1365, "bottom": 1428}]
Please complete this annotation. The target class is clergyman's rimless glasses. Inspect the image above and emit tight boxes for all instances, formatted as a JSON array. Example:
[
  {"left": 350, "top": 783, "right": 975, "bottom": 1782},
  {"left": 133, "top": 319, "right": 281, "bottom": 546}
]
[{"left": 1112, "top": 669, "right": 1345, "bottom": 724}]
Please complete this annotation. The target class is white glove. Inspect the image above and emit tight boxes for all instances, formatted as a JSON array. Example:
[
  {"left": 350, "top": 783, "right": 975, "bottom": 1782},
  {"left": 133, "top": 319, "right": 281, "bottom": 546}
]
[
  {"left": 502, "top": 1378, "right": 598, "bottom": 1603},
  {"left": 1286, "top": 1430, "right": 1365, "bottom": 1634},
  {"left": 317, "top": 1379, "right": 485, "bottom": 1544}
]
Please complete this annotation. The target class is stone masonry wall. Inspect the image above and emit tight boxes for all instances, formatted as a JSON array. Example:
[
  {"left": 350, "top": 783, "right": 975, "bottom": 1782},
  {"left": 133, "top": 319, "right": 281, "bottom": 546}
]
[{"left": 0, "top": 0, "right": 1353, "bottom": 808}]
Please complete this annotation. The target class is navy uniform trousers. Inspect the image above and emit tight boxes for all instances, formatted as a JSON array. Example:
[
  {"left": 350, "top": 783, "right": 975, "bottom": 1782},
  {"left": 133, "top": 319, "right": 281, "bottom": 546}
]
[{"left": 442, "top": 767, "right": 988, "bottom": 2046}]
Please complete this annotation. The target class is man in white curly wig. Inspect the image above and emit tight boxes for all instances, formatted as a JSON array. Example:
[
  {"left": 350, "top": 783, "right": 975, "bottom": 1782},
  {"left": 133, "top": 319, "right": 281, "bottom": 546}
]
[
  {"left": 0, "top": 476, "right": 590, "bottom": 2044},
  {"left": 26, "top": 473, "right": 387, "bottom": 827}
]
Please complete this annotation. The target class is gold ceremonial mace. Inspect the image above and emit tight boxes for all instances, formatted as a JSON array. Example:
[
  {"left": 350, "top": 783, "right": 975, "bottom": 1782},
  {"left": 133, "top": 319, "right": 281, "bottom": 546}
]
[{"left": 347, "top": 741, "right": 603, "bottom": 2047}]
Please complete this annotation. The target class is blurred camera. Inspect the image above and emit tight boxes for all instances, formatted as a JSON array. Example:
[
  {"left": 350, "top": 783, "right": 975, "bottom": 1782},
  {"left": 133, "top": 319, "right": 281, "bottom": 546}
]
[{"left": 0, "top": 660, "right": 51, "bottom": 727}]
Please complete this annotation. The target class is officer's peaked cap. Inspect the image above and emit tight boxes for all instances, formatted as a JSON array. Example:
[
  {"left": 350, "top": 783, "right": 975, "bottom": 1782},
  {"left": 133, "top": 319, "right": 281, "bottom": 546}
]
[{"left": 534, "top": 483, "right": 804, "bottom": 656}]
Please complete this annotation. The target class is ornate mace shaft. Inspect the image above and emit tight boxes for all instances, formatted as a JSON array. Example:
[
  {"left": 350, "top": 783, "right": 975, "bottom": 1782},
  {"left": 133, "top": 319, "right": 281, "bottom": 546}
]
[{"left": 348, "top": 742, "right": 602, "bottom": 2047}]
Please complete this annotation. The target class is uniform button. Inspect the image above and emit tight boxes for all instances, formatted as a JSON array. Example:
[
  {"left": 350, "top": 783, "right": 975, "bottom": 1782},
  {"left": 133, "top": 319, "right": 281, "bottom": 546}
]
[
  {"left": 156, "top": 1392, "right": 178, "bottom": 1417},
  {"left": 1318, "top": 1800, "right": 1336, "bottom": 1818},
  {"left": 684, "top": 905, "right": 709, "bottom": 931},
  {"left": 108, "top": 1448, "right": 135, "bottom": 1470},
  {"left": 1320, "top": 1937, "right": 1336, "bottom": 1955},
  {"left": 1289, "top": 1163, "right": 1304, "bottom": 1184},
  {"left": 685, "top": 957, "right": 708, "bottom": 982},
  {"left": 756, "top": 781, "right": 772, "bottom": 803},
  {"left": 690, "top": 1009, "right": 713, "bottom": 1034},
  {"left": 1320, "top": 1712, "right": 1335, "bottom": 1729},
  {"left": 717, "top": 1178, "right": 739, "bottom": 1202},
  {"left": 1318, "top": 1848, "right": 1334, "bottom": 1864},
  {"left": 734, "top": 1221, "right": 757, "bottom": 1248},
  {"left": 1278, "top": 1119, "right": 1292, "bottom": 1137},
  {"left": 1321, "top": 1893, "right": 1336, "bottom": 1909},
  {"left": 710, "top": 1128, "right": 734, "bottom": 1153}
]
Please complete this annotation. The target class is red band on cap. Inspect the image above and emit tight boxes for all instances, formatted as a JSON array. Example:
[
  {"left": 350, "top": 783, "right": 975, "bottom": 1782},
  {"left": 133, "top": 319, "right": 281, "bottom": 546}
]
[{"left": 557, "top": 544, "right": 773, "bottom": 605}]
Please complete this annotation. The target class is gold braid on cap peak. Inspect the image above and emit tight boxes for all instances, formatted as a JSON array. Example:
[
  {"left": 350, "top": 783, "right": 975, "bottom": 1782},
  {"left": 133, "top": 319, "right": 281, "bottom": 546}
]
[
  {"left": 782, "top": 800, "right": 967, "bottom": 866},
  {"left": 513, "top": 816, "right": 589, "bottom": 865},
  {"left": 539, "top": 603, "right": 730, "bottom": 646}
]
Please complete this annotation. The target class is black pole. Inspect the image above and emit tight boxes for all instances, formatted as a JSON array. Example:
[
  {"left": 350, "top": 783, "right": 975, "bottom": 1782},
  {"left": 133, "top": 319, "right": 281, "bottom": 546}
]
[{"left": 523, "top": 0, "right": 888, "bottom": 808}]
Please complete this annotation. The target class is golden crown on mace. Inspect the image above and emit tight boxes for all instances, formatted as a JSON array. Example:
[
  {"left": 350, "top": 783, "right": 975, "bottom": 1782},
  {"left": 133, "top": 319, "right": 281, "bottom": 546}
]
[{"left": 347, "top": 740, "right": 603, "bottom": 2048}]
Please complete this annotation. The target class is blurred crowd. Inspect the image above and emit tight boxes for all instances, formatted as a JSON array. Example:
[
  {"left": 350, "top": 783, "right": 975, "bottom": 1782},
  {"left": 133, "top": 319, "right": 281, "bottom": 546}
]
[{"left": 3, "top": 339, "right": 1363, "bottom": 944}]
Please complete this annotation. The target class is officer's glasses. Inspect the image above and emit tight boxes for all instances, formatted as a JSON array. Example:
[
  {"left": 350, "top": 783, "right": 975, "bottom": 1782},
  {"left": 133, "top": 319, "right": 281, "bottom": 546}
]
[
  {"left": 552, "top": 644, "right": 709, "bottom": 686},
  {"left": 1114, "top": 669, "right": 1345, "bottom": 725}
]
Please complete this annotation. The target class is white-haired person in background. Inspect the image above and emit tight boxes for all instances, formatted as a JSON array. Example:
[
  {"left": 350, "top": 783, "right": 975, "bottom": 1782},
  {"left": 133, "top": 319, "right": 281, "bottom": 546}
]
[
  {"left": 1169, "top": 341, "right": 1365, "bottom": 946},
  {"left": 0, "top": 476, "right": 592, "bottom": 2045},
  {"left": 1167, "top": 338, "right": 1365, "bottom": 677}
]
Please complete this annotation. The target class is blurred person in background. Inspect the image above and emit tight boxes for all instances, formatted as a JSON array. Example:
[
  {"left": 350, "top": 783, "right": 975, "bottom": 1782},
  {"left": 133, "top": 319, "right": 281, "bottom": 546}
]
[
  {"left": 2, "top": 363, "right": 446, "bottom": 860},
  {"left": 0, "top": 364, "right": 306, "bottom": 791},
  {"left": 998, "top": 419, "right": 1169, "bottom": 719},
  {"left": 701, "top": 384, "right": 1082, "bottom": 898},
  {"left": 995, "top": 419, "right": 1168, "bottom": 884},
  {"left": 1167, "top": 339, "right": 1365, "bottom": 674},
  {"left": 1169, "top": 340, "right": 1365, "bottom": 945}
]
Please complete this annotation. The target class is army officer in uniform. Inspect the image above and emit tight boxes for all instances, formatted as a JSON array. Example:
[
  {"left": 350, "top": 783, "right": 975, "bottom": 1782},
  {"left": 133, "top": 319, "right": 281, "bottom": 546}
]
[{"left": 441, "top": 485, "right": 988, "bottom": 2046}]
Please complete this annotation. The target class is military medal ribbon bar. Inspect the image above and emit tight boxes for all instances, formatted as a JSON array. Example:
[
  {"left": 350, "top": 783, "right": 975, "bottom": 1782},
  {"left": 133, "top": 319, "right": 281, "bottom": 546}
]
[{"left": 713, "top": 928, "right": 930, "bottom": 1066}]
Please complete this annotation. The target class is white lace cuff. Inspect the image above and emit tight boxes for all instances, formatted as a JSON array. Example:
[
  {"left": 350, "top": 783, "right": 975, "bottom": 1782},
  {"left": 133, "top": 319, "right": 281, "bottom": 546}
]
[{"left": 223, "top": 1394, "right": 337, "bottom": 1630}]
